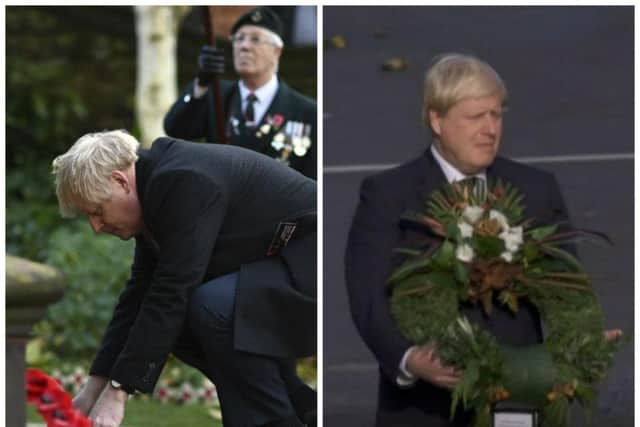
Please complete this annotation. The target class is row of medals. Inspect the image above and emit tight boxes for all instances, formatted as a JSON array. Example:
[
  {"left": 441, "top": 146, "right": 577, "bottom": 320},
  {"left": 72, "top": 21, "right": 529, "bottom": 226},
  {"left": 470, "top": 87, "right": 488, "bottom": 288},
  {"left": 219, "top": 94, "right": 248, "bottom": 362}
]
[{"left": 269, "top": 121, "right": 312, "bottom": 158}]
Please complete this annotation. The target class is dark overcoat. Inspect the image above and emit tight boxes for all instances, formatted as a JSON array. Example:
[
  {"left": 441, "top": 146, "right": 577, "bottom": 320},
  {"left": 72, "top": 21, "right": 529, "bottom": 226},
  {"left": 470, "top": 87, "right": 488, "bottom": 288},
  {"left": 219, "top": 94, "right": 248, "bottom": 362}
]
[
  {"left": 164, "top": 79, "right": 317, "bottom": 180},
  {"left": 345, "top": 147, "right": 571, "bottom": 426},
  {"left": 90, "top": 137, "right": 316, "bottom": 393}
]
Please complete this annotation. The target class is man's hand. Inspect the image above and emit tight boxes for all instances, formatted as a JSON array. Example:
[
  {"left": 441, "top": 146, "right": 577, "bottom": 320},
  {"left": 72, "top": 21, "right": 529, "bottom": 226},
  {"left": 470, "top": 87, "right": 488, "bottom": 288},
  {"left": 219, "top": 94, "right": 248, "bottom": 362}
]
[
  {"left": 406, "top": 344, "right": 462, "bottom": 390},
  {"left": 197, "top": 45, "right": 225, "bottom": 87},
  {"left": 88, "top": 384, "right": 128, "bottom": 427},
  {"left": 604, "top": 329, "right": 623, "bottom": 342},
  {"left": 72, "top": 375, "right": 108, "bottom": 416}
]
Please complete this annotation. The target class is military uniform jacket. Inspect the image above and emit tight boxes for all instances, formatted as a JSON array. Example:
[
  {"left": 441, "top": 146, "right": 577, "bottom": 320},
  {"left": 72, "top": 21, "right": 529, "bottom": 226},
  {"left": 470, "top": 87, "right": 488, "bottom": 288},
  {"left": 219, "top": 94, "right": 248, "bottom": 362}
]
[
  {"left": 89, "top": 137, "right": 317, "bottom": 393},
  {"left": 164, "top": 78, "right": 317, "bottom": 180},
  {"left": 345, "top": 147, "right": 571, "bottom": 425}
]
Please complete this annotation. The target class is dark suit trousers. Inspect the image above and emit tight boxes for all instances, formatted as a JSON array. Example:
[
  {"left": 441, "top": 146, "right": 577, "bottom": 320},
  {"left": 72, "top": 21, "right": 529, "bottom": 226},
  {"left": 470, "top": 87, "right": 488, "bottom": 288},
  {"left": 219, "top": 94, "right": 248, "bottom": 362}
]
[
  {"left": 376, "top": 374, "right": 473, "bottom": 427},
  {"left": 175, "top": 272, "right": 303, "bottom": 427}
]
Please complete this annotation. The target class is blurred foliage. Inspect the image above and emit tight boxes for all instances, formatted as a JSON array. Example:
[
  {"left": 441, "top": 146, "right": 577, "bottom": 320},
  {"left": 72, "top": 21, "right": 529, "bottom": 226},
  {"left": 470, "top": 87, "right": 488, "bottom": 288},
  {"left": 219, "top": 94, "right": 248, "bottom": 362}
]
[
  {"left": 6, "top": 6, "right": 137, "bottom": 261},
  {"left": 33, "top": 222, "right": 135, "bottom": 360}
]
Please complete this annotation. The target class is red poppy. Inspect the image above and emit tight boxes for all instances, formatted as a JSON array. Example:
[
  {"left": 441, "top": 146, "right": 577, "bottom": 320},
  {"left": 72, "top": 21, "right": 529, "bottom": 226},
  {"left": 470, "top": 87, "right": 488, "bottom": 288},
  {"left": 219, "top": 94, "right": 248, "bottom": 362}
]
[
  {"left": 36, "top": 387, "right": 72, "bottom": 421},
  {"left": 26, "top": 368, "right": 51, "bottom": 402},
  {"left": 272, "top": 114, "right": 285, "bottom": 128},
  {"left": 26, "top": 369, "right": 92, "bottom": 427}
]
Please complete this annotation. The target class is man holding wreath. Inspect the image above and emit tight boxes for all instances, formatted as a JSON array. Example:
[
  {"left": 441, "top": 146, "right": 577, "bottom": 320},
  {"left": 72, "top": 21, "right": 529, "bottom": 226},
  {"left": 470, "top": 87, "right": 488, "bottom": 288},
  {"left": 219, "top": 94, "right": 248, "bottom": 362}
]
[{"left": 345, "top": 53, "right": 621, "bottom": 426}]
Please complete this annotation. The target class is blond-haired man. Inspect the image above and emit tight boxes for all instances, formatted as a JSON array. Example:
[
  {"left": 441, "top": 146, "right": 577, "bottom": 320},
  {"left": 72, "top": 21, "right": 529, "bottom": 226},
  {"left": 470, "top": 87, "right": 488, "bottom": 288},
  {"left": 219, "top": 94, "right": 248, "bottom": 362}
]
[
  {"left": 53, "top": 131, "right": 316, "bottom": 427},
  {"left": 345, "top": 53, "right": 568, "bottom": 426}
]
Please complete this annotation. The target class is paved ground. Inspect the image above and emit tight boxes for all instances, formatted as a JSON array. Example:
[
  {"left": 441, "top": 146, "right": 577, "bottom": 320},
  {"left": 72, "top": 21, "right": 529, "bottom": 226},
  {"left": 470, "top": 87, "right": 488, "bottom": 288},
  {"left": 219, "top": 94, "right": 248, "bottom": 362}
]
[{"left": 323, "top": 6, "right": 633, "bottom": 427}]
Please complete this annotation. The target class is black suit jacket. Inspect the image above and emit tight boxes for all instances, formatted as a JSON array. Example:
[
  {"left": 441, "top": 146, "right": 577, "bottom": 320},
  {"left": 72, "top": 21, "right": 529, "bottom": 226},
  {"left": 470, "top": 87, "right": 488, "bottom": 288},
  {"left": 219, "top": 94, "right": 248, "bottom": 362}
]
[
  {"left": 89, "top": 137, "right": 316, "bottom": 393},
  {"left": 164, "top": 78, "right": 317, "bottom": 180},
  {"left": 345, "top": 147, "right": 571, "bottom": 425}
]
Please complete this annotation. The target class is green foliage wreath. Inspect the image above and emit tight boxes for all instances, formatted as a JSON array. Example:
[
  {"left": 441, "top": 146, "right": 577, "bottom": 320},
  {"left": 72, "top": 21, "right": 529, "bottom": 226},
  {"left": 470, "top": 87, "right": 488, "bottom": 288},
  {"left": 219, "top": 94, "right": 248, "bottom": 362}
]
[{"left": 388, "top": 179, "right": 621, "bottom": 427}]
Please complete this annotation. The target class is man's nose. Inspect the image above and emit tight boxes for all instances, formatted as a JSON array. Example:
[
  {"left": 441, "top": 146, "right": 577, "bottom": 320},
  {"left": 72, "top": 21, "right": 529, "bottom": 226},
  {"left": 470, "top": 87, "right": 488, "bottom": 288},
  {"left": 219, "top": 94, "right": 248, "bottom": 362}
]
[
  {"left": 483, "top": 114, "right": 499, "bottom": 135},
  {"left": 237, "top": 38, "right": 253, "bottom": 49},
  {"left": 88, "top": 216, "right": 103, "bottom": 233}
]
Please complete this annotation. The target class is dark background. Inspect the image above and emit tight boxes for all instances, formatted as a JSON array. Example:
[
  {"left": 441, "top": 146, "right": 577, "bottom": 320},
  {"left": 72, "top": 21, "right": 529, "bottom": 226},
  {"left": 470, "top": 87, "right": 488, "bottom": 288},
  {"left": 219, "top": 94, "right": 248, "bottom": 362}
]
[{"left": 323, "top": 6, "right": 633, "bottom": 426}]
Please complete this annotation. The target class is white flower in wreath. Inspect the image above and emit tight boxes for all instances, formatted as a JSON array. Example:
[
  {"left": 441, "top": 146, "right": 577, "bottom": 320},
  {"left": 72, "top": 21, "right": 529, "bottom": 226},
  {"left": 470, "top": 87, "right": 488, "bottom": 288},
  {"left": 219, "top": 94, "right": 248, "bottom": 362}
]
[
  {"left": 458, "top": 221, "right": 474, "bottom": 239},
  {"left": 500, "top": 226, "right": 523, "bottom": 252},
  {"left": 462, "top": 205, "right": 484, "bottom": 224},
  {"left": 456, "top": 243, "right": 475, "bottom": 263},
  {"left": 500, "top": 251, "right": 514, "bottom": 263},
  {"left": 489, "top": 209, "right": 509, "bottom": 230}
]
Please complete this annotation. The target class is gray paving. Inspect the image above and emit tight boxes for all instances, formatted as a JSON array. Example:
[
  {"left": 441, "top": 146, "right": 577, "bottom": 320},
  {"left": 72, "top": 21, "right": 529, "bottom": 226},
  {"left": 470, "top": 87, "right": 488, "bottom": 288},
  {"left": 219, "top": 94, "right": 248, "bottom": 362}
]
[{"left": 323, "top": 6, "right": 633, "bottom": 427}]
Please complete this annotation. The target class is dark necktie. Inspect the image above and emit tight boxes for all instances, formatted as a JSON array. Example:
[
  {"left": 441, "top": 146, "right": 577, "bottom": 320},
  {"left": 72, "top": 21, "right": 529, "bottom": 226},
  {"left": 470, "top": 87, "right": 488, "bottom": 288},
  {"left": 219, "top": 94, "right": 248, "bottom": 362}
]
[
  {"left": 244, "top": 93, "right": 257, "bottom": 124},
  {"left": 459, "top": 176, "right": 479, "bottom": 188},
  {"left": 458, "top": 176, "right": 486, "bottom": 200}
]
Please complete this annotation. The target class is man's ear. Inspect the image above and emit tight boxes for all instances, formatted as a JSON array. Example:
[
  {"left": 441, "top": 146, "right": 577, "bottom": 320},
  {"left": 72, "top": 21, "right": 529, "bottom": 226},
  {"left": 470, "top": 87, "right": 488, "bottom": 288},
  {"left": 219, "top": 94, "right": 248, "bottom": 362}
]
[
  {"left": 274, "top": 45, "right": 283, "bottom": 62},
  {"left": 111, "top": 170, "right": 130, "bottom": 192},
  {"left": 428, "top": 110, "right": 443, "bottom": 136}
]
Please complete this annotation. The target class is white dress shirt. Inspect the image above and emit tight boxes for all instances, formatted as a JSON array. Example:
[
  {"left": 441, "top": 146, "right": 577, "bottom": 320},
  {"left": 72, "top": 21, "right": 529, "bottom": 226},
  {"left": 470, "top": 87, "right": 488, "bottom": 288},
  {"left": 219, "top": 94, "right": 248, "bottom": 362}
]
[
  {"left": 238, "top": 74, "right": 279, "bottom": 126},
  {"left": 190, "top": 74, "right": 279, "bottom": 127}
]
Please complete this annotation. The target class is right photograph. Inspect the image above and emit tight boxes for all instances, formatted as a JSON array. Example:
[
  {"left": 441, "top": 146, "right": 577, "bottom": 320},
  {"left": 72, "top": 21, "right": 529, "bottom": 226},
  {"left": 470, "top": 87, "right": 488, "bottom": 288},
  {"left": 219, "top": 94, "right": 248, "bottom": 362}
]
[{"left": 323, "top": 6, "right": 633, "bottom": 427}]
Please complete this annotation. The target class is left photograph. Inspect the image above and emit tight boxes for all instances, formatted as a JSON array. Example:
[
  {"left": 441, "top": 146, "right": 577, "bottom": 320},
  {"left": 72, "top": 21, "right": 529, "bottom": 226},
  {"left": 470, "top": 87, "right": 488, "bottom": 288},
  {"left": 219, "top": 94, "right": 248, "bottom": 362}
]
[{"left": 7, "top": 6, "right": 317, "bottom": 427}]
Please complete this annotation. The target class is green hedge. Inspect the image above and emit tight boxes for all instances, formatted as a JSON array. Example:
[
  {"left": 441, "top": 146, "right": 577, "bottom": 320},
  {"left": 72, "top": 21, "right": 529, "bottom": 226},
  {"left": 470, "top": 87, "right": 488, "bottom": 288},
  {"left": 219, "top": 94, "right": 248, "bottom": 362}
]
[{"left": 32, "top": 222, "right": 135, "bottom": 361}]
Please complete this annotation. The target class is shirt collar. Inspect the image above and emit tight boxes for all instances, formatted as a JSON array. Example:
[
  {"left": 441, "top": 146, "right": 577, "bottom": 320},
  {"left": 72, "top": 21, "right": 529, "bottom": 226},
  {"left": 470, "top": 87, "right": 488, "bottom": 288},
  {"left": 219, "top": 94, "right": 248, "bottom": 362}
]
[
  {"left": 239, "top": 74, "right": 279, "bottom": 105},
  {"left": 430, "top": 143, "right": 487, "bottom": 184}
]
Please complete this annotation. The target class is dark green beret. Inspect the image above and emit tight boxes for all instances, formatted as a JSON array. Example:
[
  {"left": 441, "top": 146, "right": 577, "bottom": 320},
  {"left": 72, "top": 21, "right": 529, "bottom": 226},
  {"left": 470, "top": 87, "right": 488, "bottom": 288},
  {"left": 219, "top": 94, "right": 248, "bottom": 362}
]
[{"left": 231, "top": 7, "right": 283, "bottom": 39}]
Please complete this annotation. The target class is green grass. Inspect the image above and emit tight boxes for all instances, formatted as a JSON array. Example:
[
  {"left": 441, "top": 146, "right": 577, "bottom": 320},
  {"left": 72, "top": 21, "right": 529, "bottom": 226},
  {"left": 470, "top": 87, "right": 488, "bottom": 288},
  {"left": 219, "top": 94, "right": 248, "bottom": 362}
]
[{"left": 27, "top": 398, "right": 223, "bottom": 427}]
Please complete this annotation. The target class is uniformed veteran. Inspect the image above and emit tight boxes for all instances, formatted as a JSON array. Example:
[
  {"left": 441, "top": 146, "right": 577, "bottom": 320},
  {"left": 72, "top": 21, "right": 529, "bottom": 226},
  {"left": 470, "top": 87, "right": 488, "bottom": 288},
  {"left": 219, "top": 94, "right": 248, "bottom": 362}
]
[
  {"left": 53, "top": 130, "right": 317, "bottom": 427},
  {"left": 164, "top": 6, "right": 316, "bottom": 179}
]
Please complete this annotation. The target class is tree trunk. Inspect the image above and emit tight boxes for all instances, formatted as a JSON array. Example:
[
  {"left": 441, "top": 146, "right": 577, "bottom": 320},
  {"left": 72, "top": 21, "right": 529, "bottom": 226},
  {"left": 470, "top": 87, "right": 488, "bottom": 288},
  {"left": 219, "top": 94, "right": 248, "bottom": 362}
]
[{"left": 134, "top": 6, "right": 190, "bottom": 147}]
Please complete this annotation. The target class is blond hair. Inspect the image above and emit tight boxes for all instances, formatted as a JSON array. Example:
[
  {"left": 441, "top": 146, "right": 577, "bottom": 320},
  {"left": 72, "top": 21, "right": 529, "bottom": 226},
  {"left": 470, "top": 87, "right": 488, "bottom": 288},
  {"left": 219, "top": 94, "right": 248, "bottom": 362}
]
[
  {"left": 52, "top": 130, "right": 139, "bottom": 217},
  {"left": 423, "top": 53, "right": 508, "bottom": 124}
]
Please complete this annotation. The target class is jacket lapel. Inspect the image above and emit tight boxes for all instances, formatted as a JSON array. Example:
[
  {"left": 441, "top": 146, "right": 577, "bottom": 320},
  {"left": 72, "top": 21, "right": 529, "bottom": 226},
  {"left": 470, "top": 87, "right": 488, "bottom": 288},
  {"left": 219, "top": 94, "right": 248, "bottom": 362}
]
[
  {"left": 260, "top": 79, "right": 289, "bottom": 127},
  {"left": 226, "top": 83, "right": 244, "bottom": 135},
  {"left": 396, "top": 147, "right": 448, "bottom": 252},
  {"left": 242, "top": 80, "right": 290, "bottom": 153},
  {"left": 206, "top": 80, "right": 238, "bottom": 143},
  {"left": 408, "top": 146, "right": 448, "bottom": 213}
]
